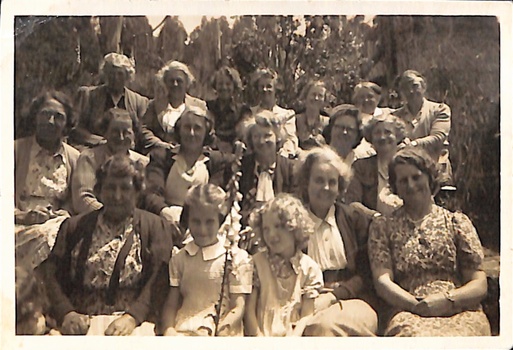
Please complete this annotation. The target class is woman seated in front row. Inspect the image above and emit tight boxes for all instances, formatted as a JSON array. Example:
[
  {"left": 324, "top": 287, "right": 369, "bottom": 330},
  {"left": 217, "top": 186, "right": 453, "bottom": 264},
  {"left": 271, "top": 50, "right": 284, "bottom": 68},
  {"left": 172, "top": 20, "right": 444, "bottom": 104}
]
[
  {"left": 294, "top": 146, "right": 378, "bottom": 336},
  {"left": 72, "top": 108, "right": 149, "bottom": 214},
  {"left": 39, "top": 155, "right": 176, "bottom": 335},
  {"left": 368, "top": 147, "right": 491, "bottom": 336}
]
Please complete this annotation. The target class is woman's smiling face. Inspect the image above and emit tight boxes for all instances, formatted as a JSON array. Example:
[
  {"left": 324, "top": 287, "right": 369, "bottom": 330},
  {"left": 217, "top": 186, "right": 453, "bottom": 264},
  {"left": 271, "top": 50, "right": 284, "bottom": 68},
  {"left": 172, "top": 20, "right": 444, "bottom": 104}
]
[
  {"left": 393, "top": 163, "right": 432, "bottom": 205},
  {"left": 179, "top": 112, "right": 207, "bottom": 151},
  {"left": 370, "top": 121, "right": 397, "bottom": 154},
  {"left": 307, "top": 161, "right": 339, "bottom": 213}
]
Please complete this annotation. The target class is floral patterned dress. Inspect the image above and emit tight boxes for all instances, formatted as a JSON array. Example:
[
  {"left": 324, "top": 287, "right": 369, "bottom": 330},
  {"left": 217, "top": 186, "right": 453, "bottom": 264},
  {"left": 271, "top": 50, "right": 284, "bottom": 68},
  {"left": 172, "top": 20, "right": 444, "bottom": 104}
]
[
  {"left": 368, "top": 205, "right": 491, "bottom": 336},
  {"left": 69, "top": 215, "right": 143, "bottom": 316}
]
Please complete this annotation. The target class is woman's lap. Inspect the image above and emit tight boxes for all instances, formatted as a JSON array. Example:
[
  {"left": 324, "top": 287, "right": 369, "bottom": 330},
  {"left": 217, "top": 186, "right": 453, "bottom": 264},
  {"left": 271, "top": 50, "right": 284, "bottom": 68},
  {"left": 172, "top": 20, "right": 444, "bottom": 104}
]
[
  {"left": 303, "top": 298, "right": 378, "bottom": 336},
  {"left": 385, "top": 309, "right": 491, "bottom": 336}
]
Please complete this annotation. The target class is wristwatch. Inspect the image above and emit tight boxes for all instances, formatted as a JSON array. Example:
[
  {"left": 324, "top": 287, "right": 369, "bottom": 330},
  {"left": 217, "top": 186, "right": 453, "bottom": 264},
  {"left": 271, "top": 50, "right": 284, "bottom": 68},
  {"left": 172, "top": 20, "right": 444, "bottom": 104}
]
[{"left": 411, "top": 140, "right": 418, "bottom": 147}]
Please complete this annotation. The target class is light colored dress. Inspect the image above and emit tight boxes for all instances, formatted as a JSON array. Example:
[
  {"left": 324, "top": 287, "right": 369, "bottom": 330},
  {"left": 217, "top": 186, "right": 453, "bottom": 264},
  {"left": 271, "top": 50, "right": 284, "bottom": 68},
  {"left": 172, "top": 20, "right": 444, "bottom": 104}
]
[
  {"left": 252, "top": 249, "right": 323, "bottom": 336},
  {"left": 368, "top": 205, "right": 491, "bottom": 336},
  {"left": 15, "top": 137, "right": 79, "bottom": 269},
  {"left": 169, "top": 238, "right": 253, "bottom": 336}
]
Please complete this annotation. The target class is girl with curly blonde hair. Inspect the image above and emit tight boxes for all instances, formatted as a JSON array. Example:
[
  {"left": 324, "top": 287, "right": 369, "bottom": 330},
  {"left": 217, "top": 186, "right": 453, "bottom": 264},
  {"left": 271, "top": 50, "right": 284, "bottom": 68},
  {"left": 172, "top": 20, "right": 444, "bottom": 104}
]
[{"left": 244, "top": 193, "right": 323, "bottom": 336}]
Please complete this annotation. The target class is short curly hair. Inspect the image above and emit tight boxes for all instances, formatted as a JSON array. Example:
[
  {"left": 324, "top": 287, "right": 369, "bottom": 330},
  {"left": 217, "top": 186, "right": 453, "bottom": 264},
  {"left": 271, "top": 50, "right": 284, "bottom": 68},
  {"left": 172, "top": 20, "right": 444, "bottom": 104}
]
[
  {"left": 211, "top": 66, "right": 243, "bottom": 92},
  {"left": 295, "top": 145, "right": 352, "bottom": 204},
  {"left": 100, "top": 52, "right": 136, "bottom": 82},
  {"left": 248, "top": 193, "right": 314, "bottom": 252},
  {"left": 173, "top": 106, "right": 215, "bottom": 146},
  {"left": 388, "top": 146, "right": 441, "bottom": 196},
  {"left": 352, "top": 81, "right": 382, "bottom": 103},
  {"left": 323, "top": 104, "right": 363, "bottom": 148},
  {"left": 397, "top": 69, "right": 427, "bottom": 90},
  {"left": 94, "top": 154, "right": 146, "bottom": 194},
  {"left": 245, "top": 110, "right": 286, "bottom": 152},
  {"left": 251, "top": 68, "right": 278, "bottom": 89},
  {"left": 26, "top": 90, "right": 76, "bottom": 137},
  {"left": 156, "top": 60, "right": 195, "bottom": 87},
  {"left": 362, "top": 112, "right": 406, "bottom": 145}
]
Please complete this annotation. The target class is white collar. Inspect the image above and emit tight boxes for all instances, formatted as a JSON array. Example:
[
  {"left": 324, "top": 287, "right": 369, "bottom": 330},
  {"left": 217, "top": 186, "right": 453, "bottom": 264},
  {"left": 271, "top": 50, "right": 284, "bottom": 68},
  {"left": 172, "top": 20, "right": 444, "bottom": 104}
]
[
  {"left": 166, "top": 102, "right": 186, "bottom": 113},
  {"left": 309, "top": 205, "right": 337, "bottom": 230},
  {"left": 184, "top": 236, "right": 226, "bottom": 261}
]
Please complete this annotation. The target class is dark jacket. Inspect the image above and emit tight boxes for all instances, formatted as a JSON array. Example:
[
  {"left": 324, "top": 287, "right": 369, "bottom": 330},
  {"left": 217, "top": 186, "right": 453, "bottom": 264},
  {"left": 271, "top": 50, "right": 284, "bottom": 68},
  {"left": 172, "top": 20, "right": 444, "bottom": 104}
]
[
  {"left": 140, "top": 94, "right": 207, "bottom": 154},
  {"left": 206, "top": 99, "right": 251, "bottom": 145},
  {"left": 238, "top": 154, "right": 296, "bottom": 222},
  {"left": 143, "top": 147, "right": 234, "bottom": 215},
  {"left": 71, "top": 85, "right": 149, "bottom": 148},
  {"left": 40, "top": 208, "right": 176, "bottom": 326},
  {"left": 330, "top": 202, "right": 376, "bottom": 306},
  {"left": 345, "top": 155, "right": 378, "bottom": 211}
]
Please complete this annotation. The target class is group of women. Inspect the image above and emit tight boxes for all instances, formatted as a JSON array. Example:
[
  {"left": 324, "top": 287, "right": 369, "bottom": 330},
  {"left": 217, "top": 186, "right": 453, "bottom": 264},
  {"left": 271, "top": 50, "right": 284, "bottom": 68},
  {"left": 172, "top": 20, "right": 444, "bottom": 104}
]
[{"left": 14, "top": 52, "right": 491, "bottom": 337}]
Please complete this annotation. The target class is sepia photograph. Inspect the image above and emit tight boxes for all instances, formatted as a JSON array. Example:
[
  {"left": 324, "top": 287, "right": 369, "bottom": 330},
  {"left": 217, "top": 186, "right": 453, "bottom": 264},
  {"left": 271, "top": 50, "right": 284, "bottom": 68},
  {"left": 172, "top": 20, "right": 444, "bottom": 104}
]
[{"left": 1, "top": 1, "right": 512, "bottom": 349}]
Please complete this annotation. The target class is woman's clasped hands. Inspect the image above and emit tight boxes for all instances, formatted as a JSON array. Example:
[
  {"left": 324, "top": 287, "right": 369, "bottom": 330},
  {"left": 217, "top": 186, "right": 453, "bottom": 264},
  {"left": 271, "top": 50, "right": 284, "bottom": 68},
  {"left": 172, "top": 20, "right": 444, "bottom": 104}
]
[{"left": 412, "top": 292, "right": 457, "bottom": 317}]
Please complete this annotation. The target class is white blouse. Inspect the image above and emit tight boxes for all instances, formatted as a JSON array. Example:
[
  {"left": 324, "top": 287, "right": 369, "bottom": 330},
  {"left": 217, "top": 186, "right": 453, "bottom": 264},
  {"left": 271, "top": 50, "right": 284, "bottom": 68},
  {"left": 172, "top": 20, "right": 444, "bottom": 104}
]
[{"left": 307, "top": 205, "right": 348, "bottom": 271}]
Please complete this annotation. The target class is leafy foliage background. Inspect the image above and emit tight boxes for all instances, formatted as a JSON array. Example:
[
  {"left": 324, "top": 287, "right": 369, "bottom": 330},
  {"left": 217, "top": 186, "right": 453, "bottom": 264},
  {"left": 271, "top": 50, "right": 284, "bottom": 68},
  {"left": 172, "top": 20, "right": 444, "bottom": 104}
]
[{"left": 14, "top": 15, "right": 500, "bottom": 249}]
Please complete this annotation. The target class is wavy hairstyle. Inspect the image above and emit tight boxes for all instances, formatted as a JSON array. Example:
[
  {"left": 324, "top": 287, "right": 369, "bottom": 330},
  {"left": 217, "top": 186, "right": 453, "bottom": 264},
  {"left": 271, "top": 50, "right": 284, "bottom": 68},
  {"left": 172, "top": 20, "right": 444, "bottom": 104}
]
[
  {"left": 323, "top": 104, "right": 363, "bottom": 148},
  {"left": 179, "top": 183, "right": 227, "bottom": 232},
  {"left": 100, "top": 52, "right": 136, "bottom": 82},
  {"left": 397, "top": 69, "right": 427, "bottom": 91},
  {"left": 173, "top": 105, "right": 215, "bottom": 146},
  {"left": 362, "top": 112, "right": 406, "bottom": 145},
  {"left": 26, "top": 90, "right": 76, "bottom": 137},
  {"left": 211, "top": 65, "right": 243, "bottom": 92},
  {"left": 245, "top": 110, "right": 286, "bottom": 152},
  {"left": 352, "top": 81, "right": 382, "bottom": 103},
  {"left": 94, "top": 154, "right": 146, "bottom": 194},
  {"left": 295, "top": 145, "right": 352, "bottom": 204},
  {"left": 156, "top": 60, "right": 195, "bottom": 88},
  {"left": 248, "top": 193, "right": 314, "bottom": 252},
  {"left": 388, "top": 146, "right": 441, "bottom": 196}
]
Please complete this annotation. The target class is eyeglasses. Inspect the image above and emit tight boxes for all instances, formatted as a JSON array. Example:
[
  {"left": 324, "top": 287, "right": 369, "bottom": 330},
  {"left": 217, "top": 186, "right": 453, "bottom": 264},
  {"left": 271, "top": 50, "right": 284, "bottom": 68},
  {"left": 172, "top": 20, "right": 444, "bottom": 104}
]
[
  {"left": 333, "top": 124, "right": 357, "bottom": 133},
  {"left": 38, "top": 110, "right": 66, "bottom": 121}
]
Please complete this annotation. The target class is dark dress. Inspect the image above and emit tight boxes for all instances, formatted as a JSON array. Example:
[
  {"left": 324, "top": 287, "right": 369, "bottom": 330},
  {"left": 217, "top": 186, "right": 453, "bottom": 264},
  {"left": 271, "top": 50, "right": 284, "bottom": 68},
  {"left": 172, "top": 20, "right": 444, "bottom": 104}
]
[{"left": 39, "top": 208, "right": 177, "bottom": 327}]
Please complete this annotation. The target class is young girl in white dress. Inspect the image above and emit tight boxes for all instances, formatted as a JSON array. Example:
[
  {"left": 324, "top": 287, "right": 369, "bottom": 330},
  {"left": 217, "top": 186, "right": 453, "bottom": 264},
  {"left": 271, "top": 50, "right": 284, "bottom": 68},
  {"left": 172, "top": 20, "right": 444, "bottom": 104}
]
[
  {"left": 244, "top": 193, "right": 323, "bottom": 336},
  {"left": 161, "top": 184, "right": 253, "bottom": 336}
]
